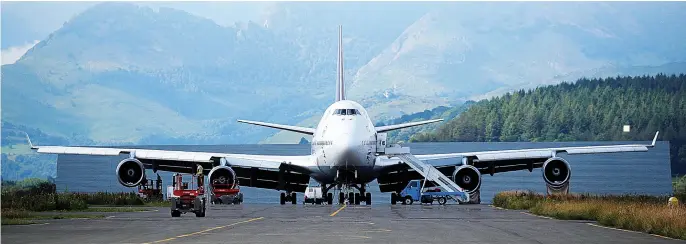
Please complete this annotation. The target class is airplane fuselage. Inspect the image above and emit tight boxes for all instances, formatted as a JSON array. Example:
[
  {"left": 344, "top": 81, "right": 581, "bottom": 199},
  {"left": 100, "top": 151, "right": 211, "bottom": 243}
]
[{"left": 309, "top": 100, "right": 379, "bottom": 184}]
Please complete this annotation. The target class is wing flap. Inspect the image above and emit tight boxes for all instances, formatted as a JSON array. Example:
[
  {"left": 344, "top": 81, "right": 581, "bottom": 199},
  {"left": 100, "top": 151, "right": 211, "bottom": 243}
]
[
  {"left": 231, "top": 165, "right": 311, "bottom": 192},
  {"left": 564, "top": 145, "right": 648, "bottom": 154},
  {"left": 36, "top": 146, "right": 125, "bottom": 156},
  {"left": 134, "top": 150, "right": 214, "bottom": 162},
  {"left": 222, "top": 157, "right": 283, "bottom": 169}
]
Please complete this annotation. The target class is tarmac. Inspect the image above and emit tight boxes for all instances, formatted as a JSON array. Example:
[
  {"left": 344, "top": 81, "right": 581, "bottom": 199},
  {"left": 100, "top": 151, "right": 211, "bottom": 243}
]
[{"left": 2, "top": 203, "right": 682, "bottom": 244}]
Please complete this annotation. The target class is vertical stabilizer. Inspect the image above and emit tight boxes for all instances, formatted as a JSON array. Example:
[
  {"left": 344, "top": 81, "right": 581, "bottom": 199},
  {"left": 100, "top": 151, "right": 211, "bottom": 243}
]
[{"left": 335, "top": 25, "right": 345, "bottom": 102}]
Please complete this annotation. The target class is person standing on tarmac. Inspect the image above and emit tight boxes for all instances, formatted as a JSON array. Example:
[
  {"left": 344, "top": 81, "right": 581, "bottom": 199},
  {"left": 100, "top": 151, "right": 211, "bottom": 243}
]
[
  {"left": 196, "top": 164, "right": 204, "bottom": 177},
  {"left": 196, "top": 164, "right": 204, "bottom": 192}
]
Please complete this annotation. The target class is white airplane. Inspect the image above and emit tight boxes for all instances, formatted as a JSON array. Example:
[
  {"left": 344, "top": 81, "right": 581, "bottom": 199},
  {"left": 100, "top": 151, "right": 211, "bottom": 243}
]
[{"left": 28, "top": 26, "right": 659, "bottom": 205}]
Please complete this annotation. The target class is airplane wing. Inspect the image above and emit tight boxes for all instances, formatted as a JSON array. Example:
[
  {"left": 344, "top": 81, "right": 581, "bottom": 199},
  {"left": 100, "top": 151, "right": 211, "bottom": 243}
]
[
  {"left": 26, "top": 134, "right": 315, "bottom": 192},
  {"left": 237, "top": 119, "right": 315, "bottom": 135},
  {"left": 375, "top": 119, "right": 443, "bottom": 133},
  {"left": 375, "top": 132, "right": 659, "bottom": 192}
]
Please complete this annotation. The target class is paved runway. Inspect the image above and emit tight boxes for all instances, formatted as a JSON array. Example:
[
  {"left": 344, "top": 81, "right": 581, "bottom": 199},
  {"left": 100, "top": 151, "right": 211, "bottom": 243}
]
[{"left": 2, "top": 203, "right": 682, "bottom": 244}]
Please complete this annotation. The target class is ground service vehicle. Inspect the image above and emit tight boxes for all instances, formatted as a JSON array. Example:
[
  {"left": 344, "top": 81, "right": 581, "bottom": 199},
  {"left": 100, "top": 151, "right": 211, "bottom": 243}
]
[
  {"left": 137, "top": 174, "right": 163, "bottom": 201},
  {"left": 170, "top": 173, "right": 206, "bottom": 217},
  {"left": 304, "top": 186, "right": 325, "bottom": 204},
  {"left": 210, "top": 180, "right": 243, "bottom": 204},
  {"left": 392, "top": 180, "right": 468, "bottom": 205}
]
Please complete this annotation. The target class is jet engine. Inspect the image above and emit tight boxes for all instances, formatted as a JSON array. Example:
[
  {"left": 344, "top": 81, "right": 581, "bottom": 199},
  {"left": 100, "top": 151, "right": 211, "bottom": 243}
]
[
  {"left": 116, "top": 158, "right": 145, "bottom": 187},
  {"left": 208, "top": 166, "right": 238, "bottom": 189},
  {"left": 542, "top": 157, "right": 571, "bottom": 193},
  {"left": 452, "top": 165, "right": 482, "bottom": 194}
]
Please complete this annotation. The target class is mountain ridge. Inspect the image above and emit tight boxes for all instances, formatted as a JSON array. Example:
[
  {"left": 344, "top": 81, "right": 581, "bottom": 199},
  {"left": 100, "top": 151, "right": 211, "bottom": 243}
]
[{"left": 2, "top": 2, "right": 686, "bottom": 181}]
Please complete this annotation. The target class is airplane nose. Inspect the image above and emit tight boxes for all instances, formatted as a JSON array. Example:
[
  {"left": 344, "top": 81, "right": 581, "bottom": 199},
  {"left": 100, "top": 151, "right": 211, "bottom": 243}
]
[{"left": 333, "top": 136, "right": 362, "bottom": 167}]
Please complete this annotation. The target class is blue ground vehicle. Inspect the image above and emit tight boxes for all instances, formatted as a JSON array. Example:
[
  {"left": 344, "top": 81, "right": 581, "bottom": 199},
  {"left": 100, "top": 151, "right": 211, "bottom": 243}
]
[{"left": 392, "top": 179, "right": 468, "bottom": 205}]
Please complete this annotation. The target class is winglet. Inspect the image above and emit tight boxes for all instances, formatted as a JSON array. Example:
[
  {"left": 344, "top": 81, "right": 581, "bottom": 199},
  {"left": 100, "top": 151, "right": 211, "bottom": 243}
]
[
  {"left": 22, "top": 131, "right": 37, "bottom": 149},
  {"left": 650, "top": 131, "right": 659, "bottom": 147}
]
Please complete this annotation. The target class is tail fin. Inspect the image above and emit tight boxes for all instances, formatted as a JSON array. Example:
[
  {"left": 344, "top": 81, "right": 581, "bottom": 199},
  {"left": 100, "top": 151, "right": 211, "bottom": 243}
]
[{"left": 335, "top": 25, "right": 345, "bottom": 102}]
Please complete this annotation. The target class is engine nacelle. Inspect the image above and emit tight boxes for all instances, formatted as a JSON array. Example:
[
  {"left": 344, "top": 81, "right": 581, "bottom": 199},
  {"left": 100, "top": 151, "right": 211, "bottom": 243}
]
[
  {"left": 452, "top": 165, "right": 482, "bottom": 194},
  {"left": 542, "top": 157, "right": 571, "bottom": 192},
  {"left": 208, "top": 166, "right": 238, "bottom": 190},
  {"left": 116, "top": 158, "right": 145, "bottom": 187}
]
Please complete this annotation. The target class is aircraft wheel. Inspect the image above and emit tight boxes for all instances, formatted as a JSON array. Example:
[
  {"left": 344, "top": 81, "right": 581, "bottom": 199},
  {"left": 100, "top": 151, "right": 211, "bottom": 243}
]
[
  {"left": 339, "top": 192, "right": 344, "bottom": 204},
  {"left": 280, "top": 192, "right": 286, "bottom": 205},
  {"left": 291, "top": 192, "right": 297, "bottom": 204},
  {"left": 354, "top": 193, "right": 360, "bottom": 205},
  {"left": 365, "top": 192, "right": 371, "bottom": 205},
  {"left": 195, "top": 208, "right": 206, "bottom": 217},
  {"left": 391, "top": 193, "right": 397, "bottom": 205},
  {"left": 327, "top": 193, "right": 333, "bottom": 205}
]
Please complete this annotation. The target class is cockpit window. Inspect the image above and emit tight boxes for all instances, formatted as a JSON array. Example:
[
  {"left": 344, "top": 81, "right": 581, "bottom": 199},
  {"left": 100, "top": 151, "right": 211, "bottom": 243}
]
[{"left": 333, "top": 109, "right": 360, "bottom": 116}]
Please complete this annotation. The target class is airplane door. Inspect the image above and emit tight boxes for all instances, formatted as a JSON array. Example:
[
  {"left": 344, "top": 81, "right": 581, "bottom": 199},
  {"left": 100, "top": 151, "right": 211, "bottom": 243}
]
[{"left": 376, "top": 133, "right": 387, "bottom": 153}]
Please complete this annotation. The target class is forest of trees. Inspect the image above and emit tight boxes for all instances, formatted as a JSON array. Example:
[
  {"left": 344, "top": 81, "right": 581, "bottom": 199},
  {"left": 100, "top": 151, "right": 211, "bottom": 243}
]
[{"left": 411, "top": 74, "right": 686, "bottom": 175}]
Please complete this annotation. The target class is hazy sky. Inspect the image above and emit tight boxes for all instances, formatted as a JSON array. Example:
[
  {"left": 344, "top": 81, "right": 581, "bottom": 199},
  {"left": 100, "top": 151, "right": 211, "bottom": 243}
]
[
  {"left": 2, "top": 1, "right": 685, "bottom": 66},
  {"left": 0, "top": 1, "right": 269, "bottom": 64}
]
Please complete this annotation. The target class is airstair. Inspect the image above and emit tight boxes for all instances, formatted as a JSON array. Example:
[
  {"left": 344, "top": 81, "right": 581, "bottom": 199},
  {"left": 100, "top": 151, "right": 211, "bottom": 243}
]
[
  {"left": 394, "top": 153, "right": 464, "bottom": 193},
  {"left": 379, "top": 137, "right": 467, "bottom": 201}
]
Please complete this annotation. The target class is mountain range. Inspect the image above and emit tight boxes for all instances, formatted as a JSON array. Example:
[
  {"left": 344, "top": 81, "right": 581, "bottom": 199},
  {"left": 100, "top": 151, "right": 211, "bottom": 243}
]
[{"left": 2, "top": 2, "right": 686, "bottom": 179}]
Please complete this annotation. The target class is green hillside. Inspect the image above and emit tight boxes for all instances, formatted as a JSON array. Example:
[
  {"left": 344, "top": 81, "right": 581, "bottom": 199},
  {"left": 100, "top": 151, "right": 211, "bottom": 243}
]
[
  {"left": 377, "top": 103, "right": 472, "bottom": 143},
  {"left": 412, "top": 74, "right": 686, "bottom": 175}
]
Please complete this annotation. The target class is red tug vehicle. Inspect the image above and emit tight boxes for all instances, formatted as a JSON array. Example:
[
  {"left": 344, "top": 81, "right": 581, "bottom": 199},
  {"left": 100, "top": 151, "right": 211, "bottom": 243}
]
[
  {"left": 207, "top": 166, "right": 243, "bottom": 204},
  {"left": 210, "top": 179, "right": 243, "bottom": 204},
  {"left": 170, "top": 173, "right": 206, "bottom": 217}
]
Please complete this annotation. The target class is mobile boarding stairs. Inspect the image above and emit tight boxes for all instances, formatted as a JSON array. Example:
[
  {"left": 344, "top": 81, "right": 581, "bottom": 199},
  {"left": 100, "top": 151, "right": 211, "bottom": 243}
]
[{"left": 379, "top": 139, "right": 470, "bottom": 204}]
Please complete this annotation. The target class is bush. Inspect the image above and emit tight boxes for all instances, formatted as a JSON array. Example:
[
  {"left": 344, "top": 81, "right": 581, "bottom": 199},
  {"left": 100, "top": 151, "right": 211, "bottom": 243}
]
[
  {"left": 2, "top": 179, "right": 159, "bottom": 213},
  {"left": 56, "top": 194, "right": 88, "bottom": 211},
  {"left": 2, "top": 178, "right": 56, "bottom": 195},
  {"left": 68, "top": 192, "right": 145, "bottom": 206},
  {"left": 674, "top": 176, "right": 686, "bottom": 200},
  {"left": 1, "top": 192, "right": 88, "bottom": 211}
]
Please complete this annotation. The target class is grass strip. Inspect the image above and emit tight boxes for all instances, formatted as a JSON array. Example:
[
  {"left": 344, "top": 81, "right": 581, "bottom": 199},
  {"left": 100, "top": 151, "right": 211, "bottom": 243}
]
[
  {"left": 1, "top": 219, "right": 37, "bottom": 225},
  {"left": 2, "top": 209, "right": 105, "bottom": 225},
  {"left": 493, "top": 191, "right": 686, "bottom": 240}
]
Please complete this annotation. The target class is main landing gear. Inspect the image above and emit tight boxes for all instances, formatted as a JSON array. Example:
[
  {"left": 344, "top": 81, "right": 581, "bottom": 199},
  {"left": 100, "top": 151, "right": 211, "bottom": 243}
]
[
  {"left": 278, "top": 184, "right": 371, "bottom": 205},
  {"left": 280, "top": 192, "right": 297, "bottom": 205},
  {"left": 337, "top": 185, "right": 371, "bottom": 205}
]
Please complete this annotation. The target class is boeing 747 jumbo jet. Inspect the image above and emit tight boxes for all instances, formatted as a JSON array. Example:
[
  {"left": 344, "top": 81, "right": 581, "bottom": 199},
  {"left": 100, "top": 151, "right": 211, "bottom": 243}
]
[{"left": 28, "top": 26, "right": 659, "bottom": 205}]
